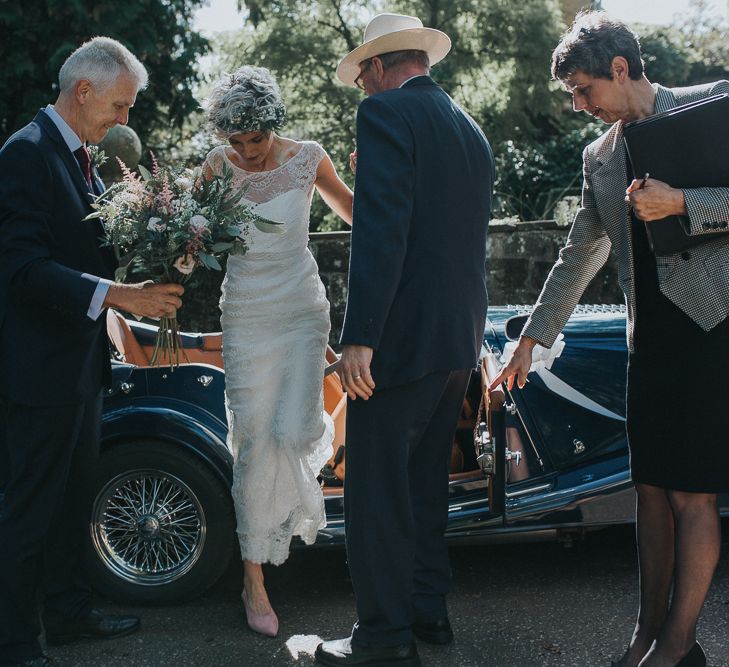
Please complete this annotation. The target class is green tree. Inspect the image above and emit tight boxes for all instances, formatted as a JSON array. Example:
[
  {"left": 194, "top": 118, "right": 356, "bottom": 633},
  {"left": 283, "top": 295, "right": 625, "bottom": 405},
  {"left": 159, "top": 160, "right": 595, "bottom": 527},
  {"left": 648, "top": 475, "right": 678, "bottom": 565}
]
[
  {"left": 637, "top": 1, "right": 729, "bottom": 87},
  {"left": 224, "top": 0, "right": 576, "bottom": 225},
  {"left": 674, "top": 0, "right": 729, "bottom": 84},
  {"left": 638, "top": 27, "right": 693, "bottom": 87},
  {"left": 218, "top": 0, "right": 725, "bottom": 225},
  {"left": 0, "top": 0, "right": 209, "bottom": 152}
]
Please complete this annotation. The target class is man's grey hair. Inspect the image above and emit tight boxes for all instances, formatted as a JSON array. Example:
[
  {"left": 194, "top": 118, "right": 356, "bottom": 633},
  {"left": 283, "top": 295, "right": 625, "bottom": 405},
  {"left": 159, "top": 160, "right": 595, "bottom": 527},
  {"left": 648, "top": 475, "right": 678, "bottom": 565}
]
[
  {"left": 376, "top": 49, "right": 430, "bottom": 72},
  {"left": 551, "top": 11, "right": 644, "bottom": 82},
  {"left": 58, "top": 37, "right": 148, "bottom": 93},
  {"left": 204, "top": 66, "right": 287, "bottom": 137}
]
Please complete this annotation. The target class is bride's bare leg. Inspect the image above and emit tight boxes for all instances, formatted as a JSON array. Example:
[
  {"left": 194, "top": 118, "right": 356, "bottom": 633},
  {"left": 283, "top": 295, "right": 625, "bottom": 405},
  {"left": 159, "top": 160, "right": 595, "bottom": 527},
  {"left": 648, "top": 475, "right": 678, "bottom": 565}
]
[{"left": 243, "top": 560, "right": 273, "bottom": 615}]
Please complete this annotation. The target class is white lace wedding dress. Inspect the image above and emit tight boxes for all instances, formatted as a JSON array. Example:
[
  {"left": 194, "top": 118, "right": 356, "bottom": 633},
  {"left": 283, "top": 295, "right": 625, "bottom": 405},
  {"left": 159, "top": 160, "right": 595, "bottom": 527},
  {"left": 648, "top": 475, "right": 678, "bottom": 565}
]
[{"left": 205, "top": 142, "right": 333, "bottom": 565}]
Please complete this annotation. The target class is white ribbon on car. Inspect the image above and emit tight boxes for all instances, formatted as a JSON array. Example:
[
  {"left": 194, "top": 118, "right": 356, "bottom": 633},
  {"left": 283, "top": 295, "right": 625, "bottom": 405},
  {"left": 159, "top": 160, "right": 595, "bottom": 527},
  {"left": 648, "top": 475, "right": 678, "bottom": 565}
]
[{"left": 498, "top": 334, "right": 625, "bottom": 422}]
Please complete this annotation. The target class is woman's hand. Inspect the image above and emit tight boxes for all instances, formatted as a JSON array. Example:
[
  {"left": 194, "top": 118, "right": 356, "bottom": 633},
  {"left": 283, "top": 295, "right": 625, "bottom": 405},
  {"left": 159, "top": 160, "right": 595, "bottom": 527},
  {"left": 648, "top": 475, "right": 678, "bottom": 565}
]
[
  {"left": 626, "top": 178, "right": 687, "bottom": 221},
  {"left": 349, "top": 149, "right": 357, "bottom": 174},
  {"left": 488, "top": 336, "right": 538, "bottom": 391}
]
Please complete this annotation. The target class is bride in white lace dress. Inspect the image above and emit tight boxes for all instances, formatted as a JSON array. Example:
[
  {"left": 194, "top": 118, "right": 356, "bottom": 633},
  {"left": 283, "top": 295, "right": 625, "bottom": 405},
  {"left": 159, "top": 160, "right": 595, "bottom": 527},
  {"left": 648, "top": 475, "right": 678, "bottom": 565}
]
[{"left": 203, "top": 66, "right": 353, "bottom": 636}]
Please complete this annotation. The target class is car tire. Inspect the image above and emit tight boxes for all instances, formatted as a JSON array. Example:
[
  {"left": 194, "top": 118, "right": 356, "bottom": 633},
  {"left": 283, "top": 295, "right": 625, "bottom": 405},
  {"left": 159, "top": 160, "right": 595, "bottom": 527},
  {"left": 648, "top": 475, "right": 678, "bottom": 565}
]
[{"left": 86, "top": 440, "right": 235, "bottom": 604}]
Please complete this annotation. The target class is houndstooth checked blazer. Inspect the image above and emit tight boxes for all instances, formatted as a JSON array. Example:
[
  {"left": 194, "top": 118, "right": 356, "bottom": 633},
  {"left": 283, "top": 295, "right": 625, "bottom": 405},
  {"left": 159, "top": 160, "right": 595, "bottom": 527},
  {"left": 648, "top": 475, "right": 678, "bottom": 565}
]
[{"left": 522, "top": 79, "right": 729, "bottom": 351}]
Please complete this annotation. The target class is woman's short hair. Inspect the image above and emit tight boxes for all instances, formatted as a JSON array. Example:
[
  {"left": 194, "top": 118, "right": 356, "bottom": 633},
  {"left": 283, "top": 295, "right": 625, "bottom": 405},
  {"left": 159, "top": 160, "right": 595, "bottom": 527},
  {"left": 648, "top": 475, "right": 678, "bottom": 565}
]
[
  {"left": 551, "top": 11, "right": 644, "bottom": 82},
  {"left": 59, "top": 37, "right": 148, "bottom": 93},
  {"left": 204, "top": 66, "right": 287, "bottom": 137}
]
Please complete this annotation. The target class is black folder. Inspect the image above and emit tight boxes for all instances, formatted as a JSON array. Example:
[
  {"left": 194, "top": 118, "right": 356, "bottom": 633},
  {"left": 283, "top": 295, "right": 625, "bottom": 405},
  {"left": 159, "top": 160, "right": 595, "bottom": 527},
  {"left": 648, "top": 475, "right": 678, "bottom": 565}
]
[{"left": 623, "top": 93, "right": 729, "bottom": 255}]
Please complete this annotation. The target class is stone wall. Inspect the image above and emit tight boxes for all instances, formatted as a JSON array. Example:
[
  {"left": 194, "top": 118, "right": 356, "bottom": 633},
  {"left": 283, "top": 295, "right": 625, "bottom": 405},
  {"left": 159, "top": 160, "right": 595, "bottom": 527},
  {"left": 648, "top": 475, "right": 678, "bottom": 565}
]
[
  {"left": 310, "top": 221, "right": 623, "bottom": 346},
  {"left": 176, "top": 221, "right": 623, "bottom": 343}
]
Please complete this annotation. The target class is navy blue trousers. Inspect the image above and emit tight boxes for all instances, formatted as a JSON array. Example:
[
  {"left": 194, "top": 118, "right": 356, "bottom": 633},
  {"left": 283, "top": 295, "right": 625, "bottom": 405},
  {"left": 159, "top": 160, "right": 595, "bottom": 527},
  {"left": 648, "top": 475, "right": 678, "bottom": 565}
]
[
  {"left": 344, "top": 369, "right": 471, "bottom": 648},
  {"left": 0, "top": 395, "right": 100, "bottom": 664}
]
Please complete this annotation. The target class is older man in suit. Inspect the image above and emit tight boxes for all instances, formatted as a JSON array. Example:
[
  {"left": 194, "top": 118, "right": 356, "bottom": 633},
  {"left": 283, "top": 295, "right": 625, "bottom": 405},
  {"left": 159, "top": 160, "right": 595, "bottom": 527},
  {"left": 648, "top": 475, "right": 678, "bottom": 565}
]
[
  {"left": 0, "top": 37, "right": 183, "bottom": 666},
  {"left": 316, "top": 14, "right": 495, "bottom": 667}
]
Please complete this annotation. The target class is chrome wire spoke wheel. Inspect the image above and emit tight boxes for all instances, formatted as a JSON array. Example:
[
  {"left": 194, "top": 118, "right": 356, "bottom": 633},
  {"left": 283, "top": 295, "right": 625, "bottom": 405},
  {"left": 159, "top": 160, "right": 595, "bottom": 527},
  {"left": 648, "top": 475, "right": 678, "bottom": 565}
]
[{"left": 91, "top": 469, "right": 206, "bottom": 586}]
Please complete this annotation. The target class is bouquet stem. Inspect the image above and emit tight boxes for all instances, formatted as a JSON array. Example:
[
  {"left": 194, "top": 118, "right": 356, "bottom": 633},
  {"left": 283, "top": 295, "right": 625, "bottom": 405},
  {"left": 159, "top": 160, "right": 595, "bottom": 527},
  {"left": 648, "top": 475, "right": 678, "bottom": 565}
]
[{"left": 150, "top": 316, "right": 187, "bottom": 369}]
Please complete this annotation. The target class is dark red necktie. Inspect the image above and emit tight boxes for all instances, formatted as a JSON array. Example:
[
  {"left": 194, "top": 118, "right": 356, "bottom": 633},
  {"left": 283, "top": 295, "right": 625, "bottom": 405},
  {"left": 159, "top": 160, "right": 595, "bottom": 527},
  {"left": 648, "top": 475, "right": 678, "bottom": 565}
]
[{"left": 74, "top": 145, "right": 92, "bottom": 187}]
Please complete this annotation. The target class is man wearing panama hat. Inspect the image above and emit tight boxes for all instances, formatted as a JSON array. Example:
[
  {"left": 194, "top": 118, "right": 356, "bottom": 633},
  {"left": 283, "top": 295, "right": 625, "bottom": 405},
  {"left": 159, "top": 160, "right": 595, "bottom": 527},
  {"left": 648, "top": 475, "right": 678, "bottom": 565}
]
[{"left": 316, "top": 13, "right": 495, "bottom": 667}]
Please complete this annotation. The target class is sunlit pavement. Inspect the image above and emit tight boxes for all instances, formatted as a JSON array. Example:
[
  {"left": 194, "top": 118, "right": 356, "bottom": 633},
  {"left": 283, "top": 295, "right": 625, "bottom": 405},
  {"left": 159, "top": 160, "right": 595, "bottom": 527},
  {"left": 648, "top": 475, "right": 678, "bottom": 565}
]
[{"left": 51, "top": 522, "right": 729, "bottom": 666}]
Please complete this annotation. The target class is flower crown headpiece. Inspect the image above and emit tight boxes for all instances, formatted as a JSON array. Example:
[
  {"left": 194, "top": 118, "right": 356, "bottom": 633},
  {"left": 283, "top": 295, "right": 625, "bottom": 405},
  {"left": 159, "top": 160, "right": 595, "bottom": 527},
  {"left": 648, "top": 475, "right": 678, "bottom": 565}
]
[{"left": 219, "top": 102, "right": 287, "bottom": 136}]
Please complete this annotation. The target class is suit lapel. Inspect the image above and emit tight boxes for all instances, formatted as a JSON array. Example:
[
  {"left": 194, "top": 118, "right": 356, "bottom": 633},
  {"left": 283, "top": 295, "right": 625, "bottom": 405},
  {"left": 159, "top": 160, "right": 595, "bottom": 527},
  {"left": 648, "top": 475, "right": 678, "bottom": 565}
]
[
  {"left": 34, "top": 111, "right": 110, "bottom": 261},
  {"left": 592, "top": 122, "right": 627, "bottom": 205},
  {"left": 593, "top": 149, "right": 630, "bottom": 247},
  {"left": 34, "top": 111, "right": 96, "bottom": 208},
  {"left": 589, "top": 120, "right": 637, "bottom": 314},
  {"left": 89, "top": 169, "right": 111, "bottom": 263}
]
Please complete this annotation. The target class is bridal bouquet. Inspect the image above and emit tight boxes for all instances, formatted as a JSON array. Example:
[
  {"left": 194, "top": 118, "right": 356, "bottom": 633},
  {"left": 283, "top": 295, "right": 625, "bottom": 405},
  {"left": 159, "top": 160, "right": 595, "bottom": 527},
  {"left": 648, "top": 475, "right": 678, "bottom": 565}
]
[{"left": 87, "top": 155, "right": 279, "bottom": 367}]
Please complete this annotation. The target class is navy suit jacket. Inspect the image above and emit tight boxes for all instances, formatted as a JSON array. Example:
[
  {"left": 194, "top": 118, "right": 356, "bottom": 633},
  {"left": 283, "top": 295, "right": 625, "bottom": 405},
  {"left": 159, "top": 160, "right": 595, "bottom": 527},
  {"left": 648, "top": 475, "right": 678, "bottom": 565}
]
[
  {"left": 340, "top": 76, "right": 495, "bottom": 389},
  {"left": 0, "top": 111, "right": 116, "bottom": 405}
]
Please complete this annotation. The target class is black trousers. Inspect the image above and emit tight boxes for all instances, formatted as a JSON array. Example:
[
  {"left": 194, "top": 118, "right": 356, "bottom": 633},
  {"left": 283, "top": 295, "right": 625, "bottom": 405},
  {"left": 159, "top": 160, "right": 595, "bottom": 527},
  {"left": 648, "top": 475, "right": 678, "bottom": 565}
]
[
  {"left": 344, "top": 369, "right": 471, "bottom": 648},
  {"left": 0, "top": 394, "right": 100, "bottom": 664}
]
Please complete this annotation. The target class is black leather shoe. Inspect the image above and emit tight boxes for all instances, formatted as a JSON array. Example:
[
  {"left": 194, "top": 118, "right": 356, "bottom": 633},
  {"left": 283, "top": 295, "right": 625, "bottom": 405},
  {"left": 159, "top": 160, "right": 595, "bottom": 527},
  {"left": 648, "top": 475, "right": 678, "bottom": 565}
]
[
  {"left": 10, "top": 656, "right": 55, "bottom": 667},
  {"left": 676, "top": 643, "right": 706, "bottom": 667},
  {"left": 45, "top": 609, "right": 140, "bottom": 646},
  {"left": 412, "top": 617, "right": 453, "bottom": 645},
  {"left": 315, "top": 636, "right": 420, "bottom": 666}
]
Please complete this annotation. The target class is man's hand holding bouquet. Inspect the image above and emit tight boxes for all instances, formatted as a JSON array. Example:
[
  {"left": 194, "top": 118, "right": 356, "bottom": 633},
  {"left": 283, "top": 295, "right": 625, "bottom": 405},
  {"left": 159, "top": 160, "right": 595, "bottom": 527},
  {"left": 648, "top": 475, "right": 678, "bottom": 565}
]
[{"left": 88, "top": 155, "right": 279, "bottom": 366}]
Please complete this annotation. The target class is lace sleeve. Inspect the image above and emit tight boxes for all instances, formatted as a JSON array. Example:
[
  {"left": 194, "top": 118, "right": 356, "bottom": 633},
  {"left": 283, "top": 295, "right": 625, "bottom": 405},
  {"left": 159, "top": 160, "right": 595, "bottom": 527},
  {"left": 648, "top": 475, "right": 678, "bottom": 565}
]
[
  {"left": 202, "top": 145, "right": 226, "bottom": 177},
  {"left": 293, "top": 142, "right": 327, "bottom": 191},
  {"left": 307, "top": 141, "right": 326, "bottom": 166}
]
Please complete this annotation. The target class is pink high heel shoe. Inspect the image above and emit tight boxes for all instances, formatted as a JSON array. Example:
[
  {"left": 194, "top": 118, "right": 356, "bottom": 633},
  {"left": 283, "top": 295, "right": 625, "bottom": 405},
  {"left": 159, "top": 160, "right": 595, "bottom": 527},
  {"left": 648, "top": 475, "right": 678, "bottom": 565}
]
[{"left": 242, "top": 588, "right": 279, "bottom": 637}]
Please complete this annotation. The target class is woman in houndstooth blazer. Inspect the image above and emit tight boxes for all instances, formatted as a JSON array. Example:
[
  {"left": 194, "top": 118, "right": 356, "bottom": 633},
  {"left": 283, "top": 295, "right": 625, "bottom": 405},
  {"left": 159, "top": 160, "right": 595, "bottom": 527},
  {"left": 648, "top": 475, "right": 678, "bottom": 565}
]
[{"left": 492, "top": 12, "right": 729, "bottom": 667}]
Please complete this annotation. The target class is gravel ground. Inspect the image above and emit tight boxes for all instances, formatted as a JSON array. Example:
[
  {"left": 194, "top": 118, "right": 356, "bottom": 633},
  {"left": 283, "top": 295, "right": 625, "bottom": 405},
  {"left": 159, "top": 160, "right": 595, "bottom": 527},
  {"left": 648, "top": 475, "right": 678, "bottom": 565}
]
[{"left": 50, "top": 522, "right": 729, "bottom": 667}]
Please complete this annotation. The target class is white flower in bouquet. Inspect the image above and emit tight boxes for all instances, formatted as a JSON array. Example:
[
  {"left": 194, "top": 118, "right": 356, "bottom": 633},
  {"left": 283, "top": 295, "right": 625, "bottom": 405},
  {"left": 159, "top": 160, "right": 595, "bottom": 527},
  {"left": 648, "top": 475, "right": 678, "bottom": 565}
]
[
  {"left": 174, "top": 176, "right": 193, "bottom": 189},
  {"left": 173, "top": 254, "right": 196, "bottom": 275},
  {"left": 147, "top": 216, "right": 166, "bottom": 232},
  {"left": 189, "top": 214, "right": 209, "bottom": 232}
]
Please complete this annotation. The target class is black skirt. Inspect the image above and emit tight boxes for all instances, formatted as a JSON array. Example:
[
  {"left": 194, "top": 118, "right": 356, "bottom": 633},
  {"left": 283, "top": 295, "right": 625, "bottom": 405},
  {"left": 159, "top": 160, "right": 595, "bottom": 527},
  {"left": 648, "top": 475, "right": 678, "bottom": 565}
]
[{"left": 627, "top": 214, "right": 729, "bottom": 492}]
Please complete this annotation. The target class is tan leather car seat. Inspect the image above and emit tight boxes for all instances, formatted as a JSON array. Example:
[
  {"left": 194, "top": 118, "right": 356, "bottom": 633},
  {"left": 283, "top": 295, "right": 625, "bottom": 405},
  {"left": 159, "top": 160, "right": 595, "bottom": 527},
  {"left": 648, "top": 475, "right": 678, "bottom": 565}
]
[{"left": 106, "top": 309, "right": 151, "bottom": 366}]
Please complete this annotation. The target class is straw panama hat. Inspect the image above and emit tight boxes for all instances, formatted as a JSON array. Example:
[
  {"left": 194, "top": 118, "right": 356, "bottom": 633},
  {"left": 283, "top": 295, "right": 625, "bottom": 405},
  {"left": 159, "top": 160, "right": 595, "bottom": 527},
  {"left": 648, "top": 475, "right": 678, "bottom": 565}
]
[{"left": 336, "top": 13, "right": 451, "bottom": 87}]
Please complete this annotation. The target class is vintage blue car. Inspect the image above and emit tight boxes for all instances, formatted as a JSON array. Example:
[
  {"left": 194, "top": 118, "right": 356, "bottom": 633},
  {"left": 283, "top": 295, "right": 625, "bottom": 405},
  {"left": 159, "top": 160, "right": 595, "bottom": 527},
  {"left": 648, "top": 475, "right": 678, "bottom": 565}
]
[{"left": 87, "top": 306, "right": 729, "bottom": 604}]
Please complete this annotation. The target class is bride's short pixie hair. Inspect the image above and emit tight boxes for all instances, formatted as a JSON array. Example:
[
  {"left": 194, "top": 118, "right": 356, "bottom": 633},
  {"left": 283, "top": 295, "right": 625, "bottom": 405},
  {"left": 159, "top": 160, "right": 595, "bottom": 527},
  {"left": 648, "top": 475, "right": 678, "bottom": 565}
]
[{"left": 204, "top": 66, "right": 287, "bottom": 137}]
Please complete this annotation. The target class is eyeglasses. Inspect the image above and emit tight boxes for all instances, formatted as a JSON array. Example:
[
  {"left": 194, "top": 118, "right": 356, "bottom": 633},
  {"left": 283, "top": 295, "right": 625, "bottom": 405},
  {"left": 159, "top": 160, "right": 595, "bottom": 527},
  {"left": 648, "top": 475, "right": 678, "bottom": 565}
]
[{"left": 354, "top": 59, "right": 372, "bottom": 91}]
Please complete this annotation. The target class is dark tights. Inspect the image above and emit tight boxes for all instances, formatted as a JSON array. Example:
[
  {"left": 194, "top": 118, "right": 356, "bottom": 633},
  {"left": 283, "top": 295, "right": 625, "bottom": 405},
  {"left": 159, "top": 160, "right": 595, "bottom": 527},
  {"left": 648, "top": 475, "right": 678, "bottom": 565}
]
[{"left": 616, "top": 483, "right": 720, "bottom": 667}]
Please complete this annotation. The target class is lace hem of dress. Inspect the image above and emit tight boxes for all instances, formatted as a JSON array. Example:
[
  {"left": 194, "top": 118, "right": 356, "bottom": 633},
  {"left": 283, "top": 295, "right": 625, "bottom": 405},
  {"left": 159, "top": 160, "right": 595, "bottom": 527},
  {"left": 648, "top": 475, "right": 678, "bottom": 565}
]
[
  {"left": 237, "top": 508, "right": 325, "bottom": 566},
  {"left": 235, "top": 413, "right": 334, "bottom": 566}
]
